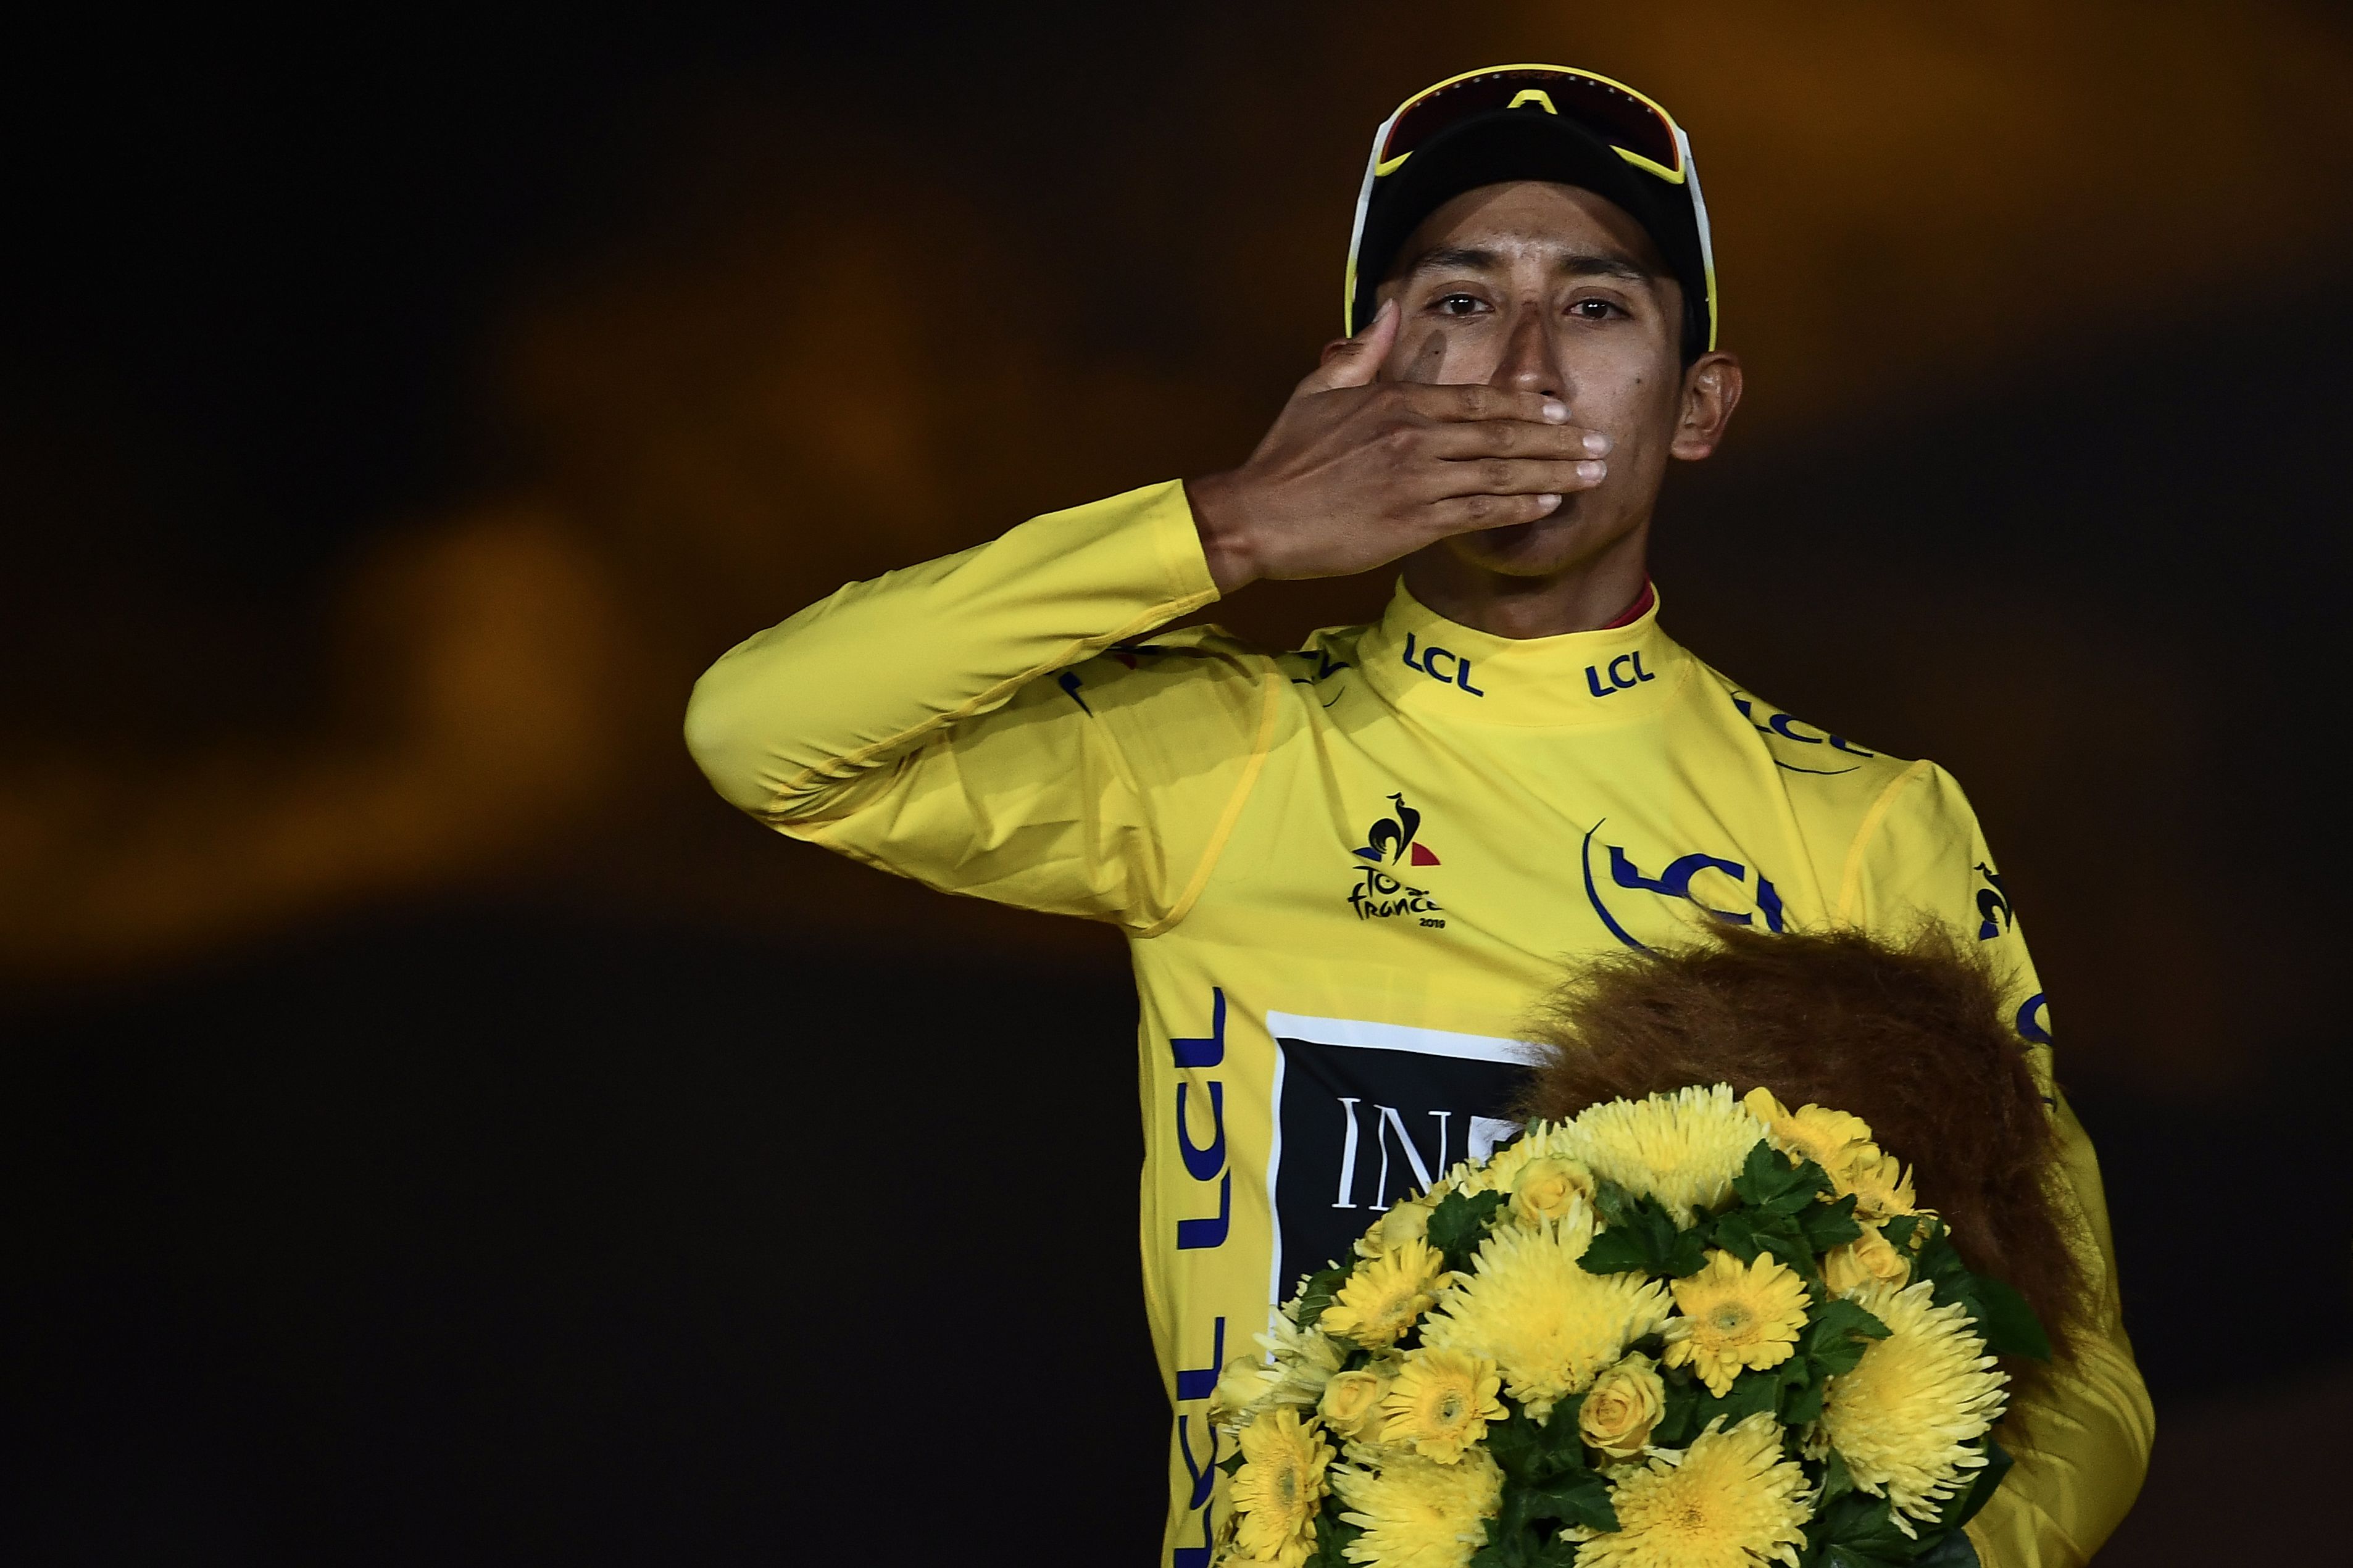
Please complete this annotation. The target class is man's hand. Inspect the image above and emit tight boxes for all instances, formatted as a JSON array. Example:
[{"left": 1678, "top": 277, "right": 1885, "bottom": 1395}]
[{"left": 1185, "top": 300, "right": 1612, "bottom": 594}]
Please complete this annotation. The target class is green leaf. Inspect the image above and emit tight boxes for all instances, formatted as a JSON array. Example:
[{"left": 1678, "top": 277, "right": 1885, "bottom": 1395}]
[
  {"left": 1798, "top": 1193, "right": 1865, "bottom": 1253},
  {"left": 1905, "top": 1529, "right": 1982, "bottom": 1567},
  {"left": 1782, "top": 1374, "right": 1826, "bottom": 1427},
  {"left": 1660, "top": 1224, "right": 1709, "bottom": 1278},
  {"left": 1485, "top": 1403, "right": 1548, "bottom": 1482},
  {"left": 1922, "top": 1230, "right": 2048, "bottom": 1361},
  {"left": 1910, "top": 1223, "right": 1971, "bottom": 1299},
  {"left": 1715, "top": 1214, "right": 1816, "bottom": 1288},
  {"left": 1930, "top": 1438, "right": 2014, "bottom": 1535},
  {"left": 1731, "top": 1139, "right": 1798, "bottom": 1205},
  {"left": 1754, "top": 1222, "right": 1822, "bottom": 1280},
  {"left": 1556, "top": 1477, "right": 1620, "bottom": 1535},
  {"left": 1583, "top": 1179, "right": 1710, "bottom": 1279},
  {"left": 1694, "top": 1367, "right": 1783, "bottom": 1429},
  {"left": 1294, "top": 1263, "right": 1354, "bottom": 1329},
  {"left": 1591, "top": 1176, "right": 1641, "bottom": 1230},
  {"left": 1650, "top": 1374, "right": 1701, "bottom": 1448},
  {"left": 1507, "top": 1472, "right": 1618, "bottom": 1535},
  {"left": 1710, "top": 1208, "right": 1765, "bottom": 1264},
  {"left": 1816, "top": 1447, "right": 1857, "bottom": 1509},
  {"left": 1732, "top": 1139, "right": 1836, "bottom": 1213},
  {"left": 1427, "top": 1188, "right": 1509, "bottom": 1274},
  {"left": 1470, "top": 1524, "right": 1581, "bottom": 1568},
  {"left": 1822, "top": 1546, "right": 1909, "bottom": 1568},
  {"left": 1218, "top": 1448, "right": 1247, "bottom": 1477},
  {"left": 1535, "top": 1396, "right": 1589, "bottom": 1475},
  {"left": 1812, "top": 1493, "right": 1912, "bottom": 1564},
  {"left": 1577, "top": 1227, "right": 1655, "bottom": 1277},
  {"left": 1309, "top": 1508, "right": 1363, "bottom": 1568},
  {"left": 1964, "top": 1276, "right": 2052, "bottom": 1361},
  {"left": 1879, "top": 1213, "right": 1923, "bottom": 1253},
  {"left": 1806, "top": 1300, "right": 1892, "bottom": 1379}
]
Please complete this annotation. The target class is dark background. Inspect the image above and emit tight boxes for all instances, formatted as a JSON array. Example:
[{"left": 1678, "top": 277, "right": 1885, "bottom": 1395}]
[{"left": 6, "top": 6, "right": 2349, "bottom": 1562}]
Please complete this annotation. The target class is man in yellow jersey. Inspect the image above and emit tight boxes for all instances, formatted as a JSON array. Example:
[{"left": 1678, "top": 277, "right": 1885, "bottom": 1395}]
[{"left": 683, "top": 65, "right": 2151, "bottom": 1567}]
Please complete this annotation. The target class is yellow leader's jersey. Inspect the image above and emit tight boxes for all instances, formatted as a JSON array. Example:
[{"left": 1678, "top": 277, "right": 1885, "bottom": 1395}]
[{"left": 685, "top": 480, "right": 2153, "bottom": 1568}]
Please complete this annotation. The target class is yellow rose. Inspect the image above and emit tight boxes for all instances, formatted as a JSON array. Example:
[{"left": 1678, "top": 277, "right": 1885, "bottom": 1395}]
[
  {"left": 1510, "top": 1155, "right": 1593, "bottom": 1227},
  {"left": 1470, "top": 1132, "right": 1541, "bottom": 1196},
  {"left": 1823, "top": 1223, "right": 1911, "bottom": 1295},
  {"left": 1317, "top": 1368, "right": 1394, "bottom": 1440},
  {"left": 1209, "top": 1355, "right": 1275, "bottom": 1430},
  {"left": 1357, "top": 1198, "right": 1433, "bottom": 1258},
  {"left": 1578, "top": 1353, "right": 1666, "bottom": 1461}
]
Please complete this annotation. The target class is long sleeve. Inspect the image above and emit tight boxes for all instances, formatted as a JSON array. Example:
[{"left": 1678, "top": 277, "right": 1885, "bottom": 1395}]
[
  {"left": 1844, "top": 762, "right": 2155, "bottom": 1567},
  {"left": 683, "top": 480, "right": 1280, "bottom": 931}
]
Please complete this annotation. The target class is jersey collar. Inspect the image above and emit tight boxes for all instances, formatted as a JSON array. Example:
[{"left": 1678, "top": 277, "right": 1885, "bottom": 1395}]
[{"left": 1357, "top": 579, "right": 1689, "bottom": 727}]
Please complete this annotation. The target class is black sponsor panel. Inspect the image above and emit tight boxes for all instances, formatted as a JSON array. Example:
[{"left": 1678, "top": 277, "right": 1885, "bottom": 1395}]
[{"left": 1271, "top": 1034, "right": 1529, "bottom": 1298}]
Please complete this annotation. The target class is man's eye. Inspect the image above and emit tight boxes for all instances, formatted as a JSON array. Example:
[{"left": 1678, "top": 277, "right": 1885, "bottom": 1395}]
[
  {"left": 1570, "top": 298, "right": 1621, "bottom": 320},
  {"left": 1435, "top": 293, "right": 1485, "bottom": 316}
]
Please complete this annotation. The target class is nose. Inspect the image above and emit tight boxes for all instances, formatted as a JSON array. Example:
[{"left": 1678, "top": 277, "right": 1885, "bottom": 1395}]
[{"left": 1491, "top": 302, "right": 1564, "bottom": 401}]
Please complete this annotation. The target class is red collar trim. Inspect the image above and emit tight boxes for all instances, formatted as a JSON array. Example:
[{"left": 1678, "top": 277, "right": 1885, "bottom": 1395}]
[{"left": 1600, "top": 579, "right": 1655, "bottom": 630}]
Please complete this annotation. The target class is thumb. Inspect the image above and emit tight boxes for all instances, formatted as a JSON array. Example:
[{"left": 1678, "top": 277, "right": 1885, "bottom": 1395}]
[{"left": 1301, "top": 297, "right": 1397, "bottom": 392}]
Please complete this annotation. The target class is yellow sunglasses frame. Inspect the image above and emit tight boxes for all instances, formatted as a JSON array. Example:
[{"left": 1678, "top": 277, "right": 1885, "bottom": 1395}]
[{"left": 1341, "top": 63, "right": 1719, "bottom": 351}]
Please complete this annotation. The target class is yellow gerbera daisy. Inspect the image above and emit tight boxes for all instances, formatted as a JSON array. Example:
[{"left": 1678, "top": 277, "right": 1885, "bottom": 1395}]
[
  {"left": 1230, "top": 1406, "right": 1335, "bottom": 1568},
  {"left": 1320, "top": 1238, "right": 1451, "bottom": 1349},
  {"left": 1570, "top": 1414, "right": 1812, "bottom": 1568},
  {"left": 1814, "top": 1279, "right": 2007, "bottom": 1531},
  {"left": 1378, "top": 1347, "right": 1505, "bottom": 1463},
  {"left": 1839, "top": 1148, "right": 1918, "bottom": 1222},
  {"left": 1740, "top": 1087, "right": 1875, "bottom": 1187},
  {"left": 1421, "top": 1214, "right": 1673, "bottom": 1421},
  {"left": 1334, "top": 1445, "right": 1504, "bottom": 1568},
  {"left": 1562, "top": 1085, "right": 1767, "bottom": 1220},
  {"left": 1664, "top": 1250, "right": 1810, "bottom": 1396}
]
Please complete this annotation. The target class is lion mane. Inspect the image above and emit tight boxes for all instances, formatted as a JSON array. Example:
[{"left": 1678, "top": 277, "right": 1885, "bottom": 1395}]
[{"left": 1517, "top": 923, "right": 2091, "bottom": 1390}]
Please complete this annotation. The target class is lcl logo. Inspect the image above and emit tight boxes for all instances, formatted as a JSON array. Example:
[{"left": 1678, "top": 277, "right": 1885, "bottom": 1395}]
[
  {"left": 1169, "top": 988, "right": 1232, "bottom": 1568},
  {"left": 1399, "top": 632, "right": 1486, "bottom": 696},
  {"left": 1584, "top": 650, "right": 1656, "bottom": 697},
  {"left": 1579, "top": 818, "right": 1786, "bottom": 952}
]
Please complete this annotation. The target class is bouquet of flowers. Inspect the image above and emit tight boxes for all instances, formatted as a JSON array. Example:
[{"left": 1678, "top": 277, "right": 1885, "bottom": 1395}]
[{"left": 1212, "top": 1085, "right": 2048, "bottom": 1568}]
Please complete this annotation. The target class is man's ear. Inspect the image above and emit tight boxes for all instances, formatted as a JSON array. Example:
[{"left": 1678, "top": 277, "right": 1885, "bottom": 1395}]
[{"left": 1669, "top": 351, "right": 1744, "bottom": 461}]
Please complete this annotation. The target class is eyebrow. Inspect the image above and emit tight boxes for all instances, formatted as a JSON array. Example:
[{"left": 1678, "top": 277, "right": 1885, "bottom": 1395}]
[{"left": 1402, "top": 245, "right": 1655, "bottom": 285}]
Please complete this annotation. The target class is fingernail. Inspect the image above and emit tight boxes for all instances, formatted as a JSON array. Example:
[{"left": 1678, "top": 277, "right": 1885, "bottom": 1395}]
[
  {"left": 1578, "top": 460, "right": 1606, "bottom": 481},
  {"left": 1536, "top": 494, "right": 1563, "bottom": 508},
  {"left": 1583, "top": 431, "right": 1612, "bottom": 455},
  {"left": 1542, "top": 399, "right": 1569, "bottom": 422}
]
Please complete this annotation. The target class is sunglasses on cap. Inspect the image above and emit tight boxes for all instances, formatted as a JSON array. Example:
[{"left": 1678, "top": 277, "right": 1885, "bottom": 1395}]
[
  {"left": 1375, "top": 64, "right": 1688, "bottom": 183},
  {"left": 1343, "top": 64, "right": 1718, "bottom": 348}
]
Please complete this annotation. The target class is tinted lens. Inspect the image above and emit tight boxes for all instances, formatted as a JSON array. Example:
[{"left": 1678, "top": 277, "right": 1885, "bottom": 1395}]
[{"left": 1381, "top": 68, "right": 1680, "bottom": 174}]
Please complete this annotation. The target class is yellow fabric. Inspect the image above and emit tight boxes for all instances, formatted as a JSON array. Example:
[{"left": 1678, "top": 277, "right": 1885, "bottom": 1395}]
[{"left": 685, "top": 480, "right": 2154, "bottom": 1567}]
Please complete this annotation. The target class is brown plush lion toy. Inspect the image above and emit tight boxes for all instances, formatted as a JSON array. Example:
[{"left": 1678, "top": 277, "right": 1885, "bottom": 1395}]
[{"left": 1518, "top": 923, "right": 2090, "bottom": 1393}]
